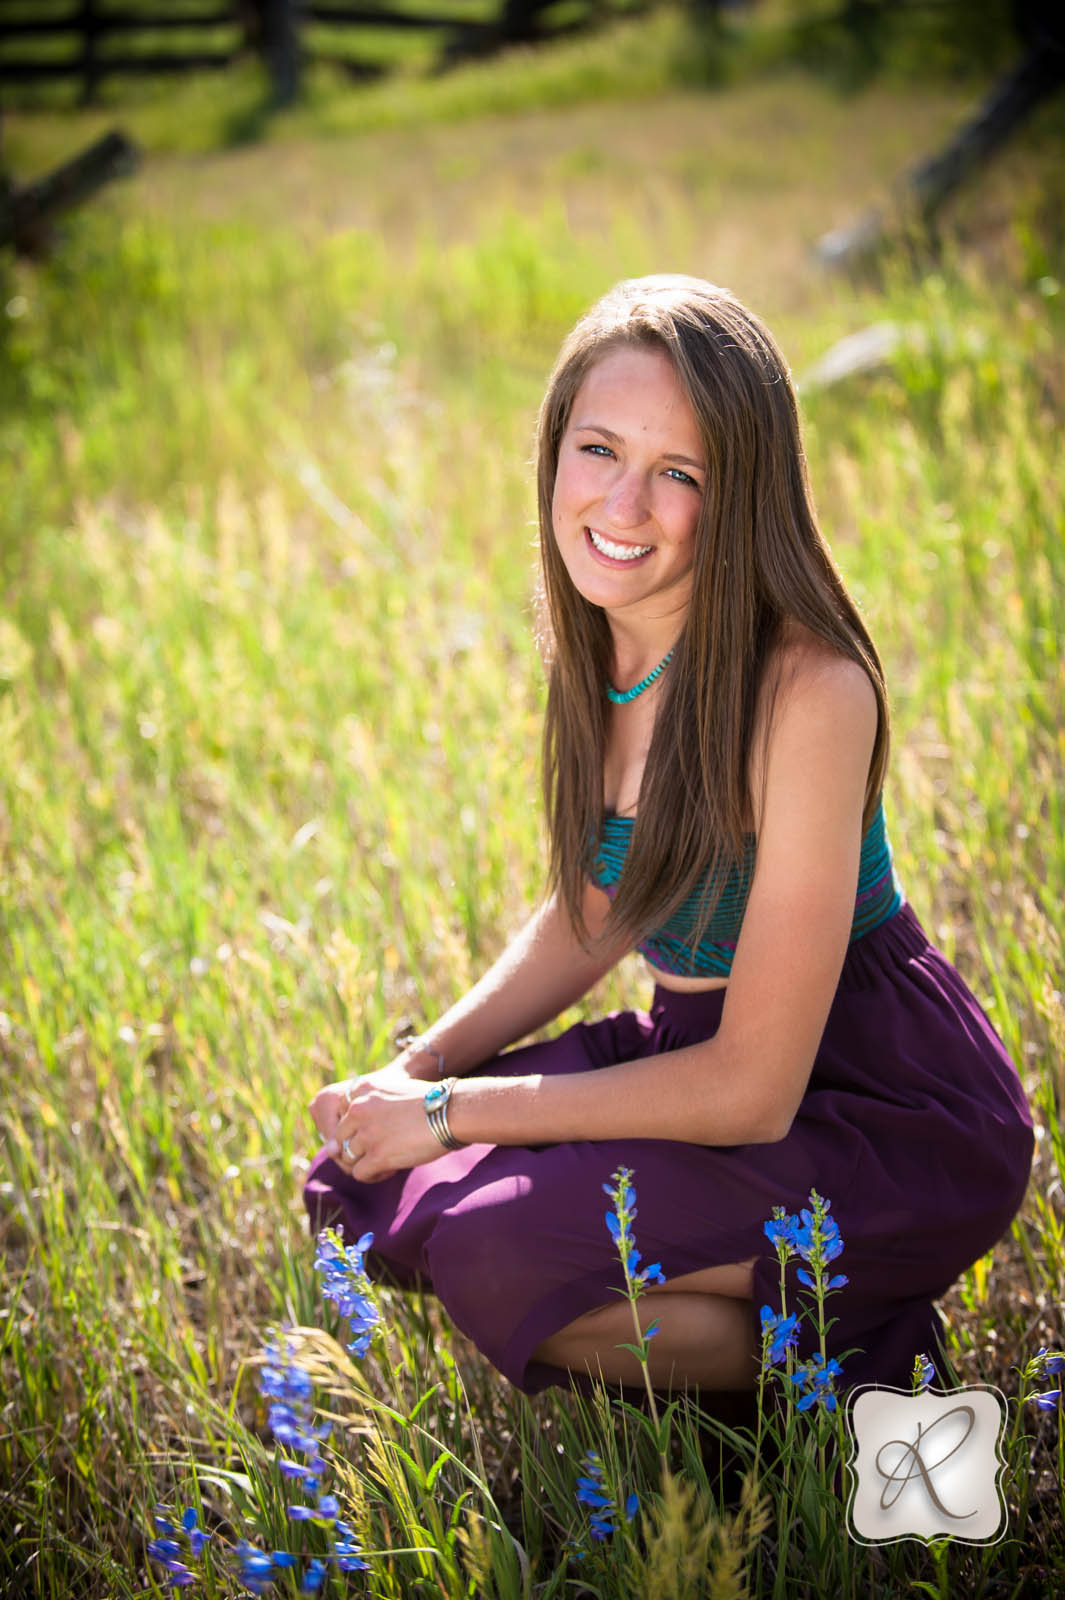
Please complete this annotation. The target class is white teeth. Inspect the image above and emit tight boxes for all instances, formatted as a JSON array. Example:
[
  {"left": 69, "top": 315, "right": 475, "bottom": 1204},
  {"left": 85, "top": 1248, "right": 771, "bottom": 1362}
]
[{"left": 588, "top": 528, "right": 653, "bottom": 561}]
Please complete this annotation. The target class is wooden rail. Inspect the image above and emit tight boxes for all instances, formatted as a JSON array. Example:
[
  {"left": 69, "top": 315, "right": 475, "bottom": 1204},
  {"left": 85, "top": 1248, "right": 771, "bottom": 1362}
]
[{"left": 0, "top": 0, "right": 626, "bottom": 105}]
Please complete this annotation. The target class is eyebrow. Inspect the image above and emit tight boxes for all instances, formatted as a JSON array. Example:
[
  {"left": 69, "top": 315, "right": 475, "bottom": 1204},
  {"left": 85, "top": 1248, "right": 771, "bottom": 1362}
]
[{"left": 571, "top": 422, "right": 705, "bottom": 472}]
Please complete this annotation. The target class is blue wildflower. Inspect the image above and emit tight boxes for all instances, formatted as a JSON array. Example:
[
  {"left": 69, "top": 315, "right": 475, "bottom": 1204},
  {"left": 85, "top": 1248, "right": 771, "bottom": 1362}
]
[
  {"left": 259, "top": 1356, "right": 313, "bottom": 1405},
  {"left": 146, "top": 1537, "right": 196, "bottom": 1588},
  {"left": 301, "top": 1559, "right": 328, "bottom": 1594},
  {"left": 258, "top": 1339, "right": 326, "bottom": 1445},
  {"left": 314, "top": 1229, "right": 382, "bottom": 1356},
  {"left": 147, "top": 1505, "right": 209, "bottom": 1588},
  {"left": 154, "top": 1569, "right": 194, "bottom": 1590},
  {"left": 790, "top": 1353, "right": 844, "bottom": 1412},
  {"left": 764, "top": 1207, "right": 801, "bottom": 1257},
  {"left": 796, "top": 1213, "right": 841, "bottom": 1260},
  {"left": 1035, "top": 1347, "right": 1065, "bottom": 1375},
  {"left": 152, "top": 1321, "right": 373, "bottom": 1596},
  {"left": 1033, "top": 1389, "right": 1062, "bottom": 1411},
  {"left": 148, "top": 1538, "right": 181, "bottom": 1561},
  {"left": 760, "top": 1306, "right": 801, "bottom": 1367},
  {"left": 254, "top": 1330, "right": 351, "bottom": 1564},
  {"left": 604, "top": 1167, "right": 668, "bottom": 1294},
  {"left": 235, "top": 1540, "right": 279, "bottom": 1594},
  {"left": 603, "top": 1173, "right": 635, "bottom": 1212},
  {"left": 788, "top": 1193, "right": 848, "bottom": 1300},
  {"left": 912, "top": 1353, "right": 935, "bottom": 1392},
  {"left": 796, "top": 1267, "right": 849, "bottom": 1290},
  {"left": 575, "top": 1451, "right": 639, "bottom": 1543},
  {"left": 333, "top": 1524, "right": 370, "bottom": 1573},
  {"left": 794, "top": 1198, "right": 844, "bottom": 1266},
  {"left": 182, "top": 1506, "right": 209, "bottom": 1558}
]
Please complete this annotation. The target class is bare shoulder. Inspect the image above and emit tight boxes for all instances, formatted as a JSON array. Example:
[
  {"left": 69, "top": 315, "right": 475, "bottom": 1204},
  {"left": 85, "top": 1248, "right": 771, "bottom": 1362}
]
[
  {"left": 748, "top": 623, "right": 878, "bottom": 824},
  {"left": 763, "top": 622, "right": 878, "bottom": 742}
]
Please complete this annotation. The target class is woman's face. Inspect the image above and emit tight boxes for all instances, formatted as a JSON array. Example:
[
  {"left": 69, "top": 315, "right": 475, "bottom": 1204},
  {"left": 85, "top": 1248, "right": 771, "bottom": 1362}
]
[{"left": 551, "top": 344, "right": 705, "bottom": 631}]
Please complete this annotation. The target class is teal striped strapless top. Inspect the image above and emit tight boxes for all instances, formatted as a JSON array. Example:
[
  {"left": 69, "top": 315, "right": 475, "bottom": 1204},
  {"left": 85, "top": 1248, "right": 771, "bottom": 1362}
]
[{"left": 589, "top": 794, "right": 904, "bottom": 978}]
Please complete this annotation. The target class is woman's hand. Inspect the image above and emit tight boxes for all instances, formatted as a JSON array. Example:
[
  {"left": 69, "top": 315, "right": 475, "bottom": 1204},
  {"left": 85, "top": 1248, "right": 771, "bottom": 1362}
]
[
  {"left": 309, "top": 1047, "right": 435, "bottom": 1141},
  {"left": 312, "top": 1073, "right": 448, "bottom": 1183}
]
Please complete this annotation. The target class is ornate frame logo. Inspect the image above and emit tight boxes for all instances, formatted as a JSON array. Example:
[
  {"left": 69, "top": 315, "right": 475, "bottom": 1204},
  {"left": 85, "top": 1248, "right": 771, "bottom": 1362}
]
[{"left": 845, "top": 1384, "right": 1008, "bottom": 1544}]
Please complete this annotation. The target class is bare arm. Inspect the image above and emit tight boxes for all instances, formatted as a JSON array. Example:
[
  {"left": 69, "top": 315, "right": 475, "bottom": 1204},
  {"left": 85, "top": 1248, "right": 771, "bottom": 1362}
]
[
  {"left": 399, "top": 879, "right": 630, "bottom": 1079},
  {"left": 329, "top": 649, "right": 878, "bottom": 1173},
  {"left": 309, "top": 879, "right": 627, "bottom": 1151}
]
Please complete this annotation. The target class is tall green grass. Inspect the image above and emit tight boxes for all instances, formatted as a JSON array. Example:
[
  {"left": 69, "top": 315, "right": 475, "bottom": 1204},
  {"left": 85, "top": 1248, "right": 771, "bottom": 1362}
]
[{"left": 1, "top": 39, "right": 1063, "bottom": 1598}]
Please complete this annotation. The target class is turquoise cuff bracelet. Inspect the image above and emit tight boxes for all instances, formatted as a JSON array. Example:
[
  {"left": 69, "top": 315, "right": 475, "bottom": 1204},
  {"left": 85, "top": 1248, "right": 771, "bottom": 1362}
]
[{"left": 424, "top": 1077, "right": 464, "bottom": 1152}]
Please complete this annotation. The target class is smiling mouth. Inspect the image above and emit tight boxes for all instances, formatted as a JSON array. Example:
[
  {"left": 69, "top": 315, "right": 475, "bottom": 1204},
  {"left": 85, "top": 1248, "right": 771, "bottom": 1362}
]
[{"left": 586, "top": 528, "right": 654, "bottom": 562}]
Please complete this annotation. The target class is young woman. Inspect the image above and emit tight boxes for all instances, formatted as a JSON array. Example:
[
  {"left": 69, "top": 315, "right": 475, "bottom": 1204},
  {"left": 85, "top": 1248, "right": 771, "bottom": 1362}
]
[{"left": 305, "top": 276, "right": 1033, "bottom": 1399}]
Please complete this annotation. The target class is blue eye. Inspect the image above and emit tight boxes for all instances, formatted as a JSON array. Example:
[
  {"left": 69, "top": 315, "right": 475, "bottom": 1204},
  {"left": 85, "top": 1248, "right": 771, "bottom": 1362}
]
[
  {"left": 665, "top": 467, "right": 699, "bottom": 488},
  {"left": 581, "top": 443, "right": 614, "bottom": 458}
]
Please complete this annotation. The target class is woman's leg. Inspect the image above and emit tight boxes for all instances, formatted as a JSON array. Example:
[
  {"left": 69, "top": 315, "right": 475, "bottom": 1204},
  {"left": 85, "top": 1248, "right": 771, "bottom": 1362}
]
[{"left": 531, "top": 1260, "right": 759, "bottom": 1391}]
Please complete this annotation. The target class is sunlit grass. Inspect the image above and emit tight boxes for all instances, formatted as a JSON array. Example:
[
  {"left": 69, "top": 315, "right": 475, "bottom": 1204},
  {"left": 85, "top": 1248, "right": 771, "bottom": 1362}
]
[{"left": 1, "top": 30, "right": 1063, "bottom": 1597}]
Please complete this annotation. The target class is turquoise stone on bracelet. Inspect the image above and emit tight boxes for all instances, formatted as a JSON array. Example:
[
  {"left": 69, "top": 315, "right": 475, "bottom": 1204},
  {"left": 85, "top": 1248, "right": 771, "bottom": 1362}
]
[{"left": 606, "top": 648, "right": 675, "bottom": 704}]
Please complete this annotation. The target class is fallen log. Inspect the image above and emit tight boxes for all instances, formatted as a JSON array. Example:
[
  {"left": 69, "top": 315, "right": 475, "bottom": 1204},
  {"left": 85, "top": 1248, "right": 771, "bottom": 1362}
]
[
  {"left": 0, "top": 130, "right": 140, "bottom": 257},
  {"left": 816, "top": 39, "right": 1065, "bottom": 272},
  {"left": 816, "top": 0, "right": 1065, "bottom": 274}
]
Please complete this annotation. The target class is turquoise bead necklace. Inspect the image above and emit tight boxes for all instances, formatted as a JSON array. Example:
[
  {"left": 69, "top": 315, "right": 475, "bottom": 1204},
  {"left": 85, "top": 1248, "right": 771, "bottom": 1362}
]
[{"left": 605, "top": 648, "right": 675, "bottom": 704}]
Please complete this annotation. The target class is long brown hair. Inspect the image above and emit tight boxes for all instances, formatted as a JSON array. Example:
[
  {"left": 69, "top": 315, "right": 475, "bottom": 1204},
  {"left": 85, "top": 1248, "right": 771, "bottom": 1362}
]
[{"left": 536, "top": 275, "right": 889, "bottom": 954}]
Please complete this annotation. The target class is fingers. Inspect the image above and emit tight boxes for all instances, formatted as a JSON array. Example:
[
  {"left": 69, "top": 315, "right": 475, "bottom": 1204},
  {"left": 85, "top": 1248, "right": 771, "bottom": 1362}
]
[
  {"left": 309, "top": 1082, "right": 358, "bottom": 1141},
  {"left": 312, "top": 1076, "right": 414, "bottom": 1181},
  {"left": 310, "top": 1078, "right": 364, "bottom": 1143},
  {"left": 331, "top": 1134, "right": 397, "bottom": 1185},
  {"left": 330, "top": 1093, "right": 361, "bottom": 1150},
  {"left": 325, "top": 1129, "right": 363, "bottom": 1173}
]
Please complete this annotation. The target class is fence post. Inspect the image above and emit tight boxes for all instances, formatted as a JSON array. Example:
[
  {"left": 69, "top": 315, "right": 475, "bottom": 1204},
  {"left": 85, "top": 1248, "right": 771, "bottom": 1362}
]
[
  {"left": 79, "top": 0, "right": 101, "bottom": 107},
  {"left": 499, "top": 0, "right": 552, "bottom": 43},
  {"left": 264, "top": 0, "right": 302, "bottom": 106}
]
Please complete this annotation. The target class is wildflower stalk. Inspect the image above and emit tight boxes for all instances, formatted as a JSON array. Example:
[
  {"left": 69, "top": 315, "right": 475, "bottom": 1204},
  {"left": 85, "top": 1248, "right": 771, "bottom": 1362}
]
[
  {"left": 1012, "top": 1345, "right": 1065, "bottom": 1534},
  {"left": 760, "top": 1208, "right": 800, "bottom": 1531},
  {"left": 150, "top": 1239, "right": 382, "bottom": 1593},
  {"left": 793, "top": 1193, "right": 847, "bottom": 1568},
  {"left": 623, "top": 1261, "right": 661, "bottom": 1439},
  {"left": 1059, "top": 1390, "right": 1064, "bottom": 1532},
  {"left": 604, "top": 1167, "right": 667, "bottom": 1474},
  {"left": 753, "top": 1330, "right": 768, "bottom": 1484},
  {"left": 759, "top": 1195, "right": 850, "bottom": 1595}
]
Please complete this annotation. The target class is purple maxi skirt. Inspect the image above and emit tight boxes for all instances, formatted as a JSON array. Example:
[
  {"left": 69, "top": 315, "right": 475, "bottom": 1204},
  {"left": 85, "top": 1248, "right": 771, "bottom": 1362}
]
[{"left": 303, "top": 903, "right": 1033, "bottom": 1395}]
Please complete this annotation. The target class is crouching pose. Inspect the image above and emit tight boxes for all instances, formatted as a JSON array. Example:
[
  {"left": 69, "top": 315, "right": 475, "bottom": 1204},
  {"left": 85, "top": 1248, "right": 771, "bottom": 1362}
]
[{"left": 305, "top": 276, "right": 1033, "bottom": 1399}]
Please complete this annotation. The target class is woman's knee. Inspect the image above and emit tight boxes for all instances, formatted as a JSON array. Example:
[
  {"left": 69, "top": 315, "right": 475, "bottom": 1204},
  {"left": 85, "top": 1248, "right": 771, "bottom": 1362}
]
[
  {"left": 658, "top": 1258, "right": 756, "bottom": 1298},
  {"left": 532, "top": 1290, "right": 759, "bottom": 1389},
  {"left": 532, "top": 1301, "right": 627, "bottom": 1367}
]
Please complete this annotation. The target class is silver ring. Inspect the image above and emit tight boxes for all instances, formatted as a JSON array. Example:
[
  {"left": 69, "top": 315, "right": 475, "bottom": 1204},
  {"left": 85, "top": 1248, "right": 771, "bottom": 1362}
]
[{"left": 341, "top": 1138, "right": 356, "bottom": 1162}]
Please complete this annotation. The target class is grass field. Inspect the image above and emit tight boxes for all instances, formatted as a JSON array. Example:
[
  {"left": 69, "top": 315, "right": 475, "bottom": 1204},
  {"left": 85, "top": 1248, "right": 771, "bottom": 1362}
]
[{"left": 2, "top": 6, "right": 1064, "bottom": 1595}]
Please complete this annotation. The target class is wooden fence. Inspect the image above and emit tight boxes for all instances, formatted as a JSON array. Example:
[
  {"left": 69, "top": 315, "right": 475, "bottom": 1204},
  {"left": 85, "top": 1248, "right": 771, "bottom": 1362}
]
[{"left": 0, "top": 0, "right": 635, "bottom": 105}]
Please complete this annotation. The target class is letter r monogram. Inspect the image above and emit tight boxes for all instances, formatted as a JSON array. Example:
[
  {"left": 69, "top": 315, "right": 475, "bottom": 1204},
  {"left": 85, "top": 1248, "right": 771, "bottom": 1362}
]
[{"left": 846, "top": 1385, "right": 1007, "bottom": 1544}]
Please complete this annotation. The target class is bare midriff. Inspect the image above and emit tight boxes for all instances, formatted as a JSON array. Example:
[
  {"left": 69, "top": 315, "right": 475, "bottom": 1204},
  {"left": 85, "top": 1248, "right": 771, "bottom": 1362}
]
[{"left": 645, "top": 963, "right": 729, "bottom": 995}]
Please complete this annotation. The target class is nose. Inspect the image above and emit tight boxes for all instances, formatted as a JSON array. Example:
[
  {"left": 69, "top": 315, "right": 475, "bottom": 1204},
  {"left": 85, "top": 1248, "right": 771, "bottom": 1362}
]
[{"left": 602, "top": 468, "right": 650, "bottom": 531}]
